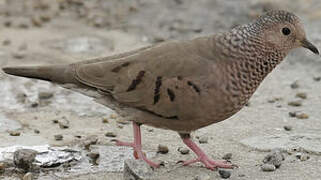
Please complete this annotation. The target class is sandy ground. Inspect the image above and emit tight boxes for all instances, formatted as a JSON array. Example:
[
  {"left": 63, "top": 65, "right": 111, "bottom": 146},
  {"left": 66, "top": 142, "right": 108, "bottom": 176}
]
[{"left": 0, "top": 0, "right": 321, "bottom": 179}]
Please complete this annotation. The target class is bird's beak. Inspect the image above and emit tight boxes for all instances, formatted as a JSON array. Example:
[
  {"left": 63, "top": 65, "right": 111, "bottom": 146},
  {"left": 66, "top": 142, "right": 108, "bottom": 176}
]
[{"left": 301, "top": 39, "right": 319, "bottom": 54}]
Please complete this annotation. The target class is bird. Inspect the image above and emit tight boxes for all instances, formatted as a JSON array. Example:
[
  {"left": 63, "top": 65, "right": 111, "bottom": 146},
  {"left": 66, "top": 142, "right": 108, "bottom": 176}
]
[{"left": 2, "top": 10, "right": 319, "bottom": 170}]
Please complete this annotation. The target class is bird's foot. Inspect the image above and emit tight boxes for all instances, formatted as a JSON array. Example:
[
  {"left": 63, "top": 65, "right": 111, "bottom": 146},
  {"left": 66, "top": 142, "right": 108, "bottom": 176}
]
[
  {"left": 183, "top": 156, "right": 234, "bottom": 170},
  {"left": 115, "top": 140, "right": 160, "bottom": 168}
]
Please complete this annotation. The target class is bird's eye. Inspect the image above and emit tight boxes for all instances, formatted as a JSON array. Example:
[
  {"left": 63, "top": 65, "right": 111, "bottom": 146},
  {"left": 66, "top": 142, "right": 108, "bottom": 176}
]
[{"left": 282, "top": 27, "right": 291, "bottom": 36}]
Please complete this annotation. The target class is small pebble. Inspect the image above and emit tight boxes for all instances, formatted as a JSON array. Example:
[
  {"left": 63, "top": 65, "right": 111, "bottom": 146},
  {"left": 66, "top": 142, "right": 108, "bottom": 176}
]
[
  {"left": 0, "top": 162, "right": 5, "bottom": 171},
  {"left": 13, "top": 149, "right": 37, "bottom": 172},
  {"left": 296, "top": 153, "right": 310, "bottom": 161},
  {"left": 34, "top": 129, "right": 40, "bottom": 134},
  {"left": 290, "top": 81, "right": 299, "bottom": 89},
  {"left": 102, "top": 117, "right": 109, "bottom": 123},
  {"left": 313, "top": 76, "right": 321, "bottom": 81},
  {"left": 58, "top": 118, "right": 70, "bottom": 129},
  {"left": 105, "top": 132, "right": 117, "bottom": 137},
  {"left": 289, "top": 111, "right": 297, "bottom": 117},
  {"left": 2, "top": 39, "right": 11, "bottom": 46},
  {"left": 54, "top": 134, "right": 63, "bottom": 141},
  {"left": 295, "top": 92, "right": 307, "bottom": 99},
  {"left": 52, "top": 119, "right": 59, "bottom": 123},
  {"left": 178, "top": 147, "right": 190, "bottom": 154},
  {"left": 263, "top": 149, "right": 284, "bottom": 168},
  {"left": 23, "top": 172, "right": 33, "bottom": 180},
  {"left": 83, "top": 136, "right": 98, "bottom": 150},
  {"left": 30, "top": 102, "right": 39, "bottom": 108},
  {"left": 4, "top": 20, "right": 11, "bottom": 27},
  {"left": 261, "top": 164, "right": 276, "bottom": 172},
  {"left": 288, "top": 101, "right": 302, "bottom": 107},
  {"left": 87, "top": 152, "right": 100, "bottom": 165},
  {"left": 116, "top": 119, "right": 130, "bottom": 125},
  {"left": 218, "top": 170, "right": 231, "bottom": 179},
  {"left": 222, "top": 153, "right": 233, "bottom": 160},
  {"left": 283, "top": 125, "right": 292, "bottom": 131},
  {"left": 117, "top": 125, "right": 124, "bottom": 129},
  {"left": 9, "top": 130, "right": 21, "bottom": 136},
  {"left": 38, "top": 91, "right": 53, "bottom": 99},
  {"left": 198, "top": 136, "right": 208, "bottom": 144},
  {"left": 157, "top": 144, "right": 169, "bottom": 154},
  {"left": 296, "top": 113, "right": 309, "bottom": 119}
]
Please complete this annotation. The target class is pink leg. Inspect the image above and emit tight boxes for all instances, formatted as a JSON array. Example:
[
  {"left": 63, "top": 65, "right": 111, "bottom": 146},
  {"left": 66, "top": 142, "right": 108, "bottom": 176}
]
[
  {"left": 180, "top": 134, "right": 234, "bottom": 170},
  {"left": 115, "top": 122, "right": 160, "bottom": 168}
]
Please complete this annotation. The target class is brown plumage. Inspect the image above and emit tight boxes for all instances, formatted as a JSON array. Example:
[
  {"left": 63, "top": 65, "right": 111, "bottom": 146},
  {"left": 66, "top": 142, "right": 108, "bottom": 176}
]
[{"left": 2, "top": 10, "right": 319, "bottom": 170}]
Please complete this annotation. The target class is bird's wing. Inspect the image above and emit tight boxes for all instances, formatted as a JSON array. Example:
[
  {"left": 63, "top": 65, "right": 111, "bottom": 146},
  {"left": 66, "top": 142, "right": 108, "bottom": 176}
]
[{"left": 75, "top": 36, "right": 221, "bottom": 119}]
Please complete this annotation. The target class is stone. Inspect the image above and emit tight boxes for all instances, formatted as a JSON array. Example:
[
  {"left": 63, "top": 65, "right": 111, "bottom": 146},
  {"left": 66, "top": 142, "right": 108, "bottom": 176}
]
[
  {"left": 288, "top": 101, "right": 302, "bottom": 107},
  {"left": 262, "top": 149, "right": 284, "bottom": 168},
  {"left": 295, "top": 92, "right": 307, "bottom": 99},
  {"left": 222, "top": 153, "right": 233, "bottom": 160},
  {"left": 34, "top": 129, "right": 40, "bottom": 134},
  {"left": 58, "top": 117, "right": 70, "bottom": 129},
  {"left": 9, "top": 130, "right": 21, "bottom": 136},
  {"left": 12, "top": 51, "right": 26, "bottom": 59},
  {"left": 198, "top": 136, "right": 208, "bottom": 144},
  {"left": 13, "top": 149, "right": 37, "bottom": 172},
  {"left": 313, "top": 76, "right": 321, "bottom": 81},
  {"left": 2, "top": 39, "right": 11, "bottom": 46},
  {"left": 261, "top": 164, "right": 276, "bottom": 172},
  {"left": 87, "top": 152, "right": 100, "bottom": 165},
  {"left": 105, "top": 132, "right": 117, "bottom": 137},
  {"left": 54, "top": 134, "right": 63, "bottom": 141},
  {"left": 283, "top": 125, "right": 292, "bottom": 131},
  {"left": 123, "top": 159, "right": 153, "bottom": 180},
  {"left": 296, "top": 153, "right": 310, "bottom": 161},
  {"left": 102, "top": 117, "right": 109, "bottom": 123},
  {"left": 296, "top": 113, "right": 309, "bottom": 119},
  {"left": 290, "top": 81, "right": 299, "bottom": 89},
  {"left": 178, "top": 147, "right": 190, "bottom": 155},
  {"left": 218, "top": 170, "right": 231, "bottom": 179},
  {"left": 157, "top": 144, "right": 169, "bottom": 154}
]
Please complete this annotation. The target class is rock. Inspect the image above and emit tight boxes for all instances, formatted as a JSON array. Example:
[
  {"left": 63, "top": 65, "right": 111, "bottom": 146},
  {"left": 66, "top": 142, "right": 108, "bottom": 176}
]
[
  {"left": 52, "top": 119, "right": 59, "bottom": 124},
  {"left": 2, "top": 39, "right": 11, "bottom": 46},
  {"left": 58, "top": 117, "right": 70, "bottom": 129},
  {"left": 178, "top": 147, "right": 189, "bottom": 154},
  {"left": 157, "top": 144, "right": 169, "bottom": 154},
  {"left": 289, "top": 111, "right": 297, "bottom": 117},
  {"left": 290, "top": 81, "right": 299, "bottom": 89},
  {"left": 83, "top": 136, "right": 98, "bottom": 150},
  {"left": 198, "top": 136, "right": 208, "bottom": 144},
  {"left": 13, "top": 149, "right": 37, "bottom": 172},
  {"left": 54, "top": 134, "right": 63, "bottom": 141},
  {"left": 123, "top": 159, "right": 153, "bottom": 180},
  {"left": 117, "top": 119, "right": 130, "bottom": 125},
  {"left": 296, "top": 153, "right": 310, "bottom": 161},
  {"left": 222, "top": 153, "right": 233, "bottom": 160},
  {"left": 218, "top": 170, "right": 231, "bottom": 179},
  {"left": 288, "top": 101, "right": 302, "bottom": 107},
  {"left": 267, "top": 97, "right": 282, "bottom": 103},
  {"left": 23, "top": 172, "right": 33, "bottom": 180},
  {"left": 283, "top": 125, "right": 292, "bottom": 131},
  {"left": 31, "top": 16, "right": 43, "bottom": 27},
  {"left": 34, "top": 129, "right": 40, "bottom": 134},
  {"left": 0, "top": 162, "right": 5, "bottom": 173},
  {"left": 87, "top": 152, "right": 100, "bottom": 165},
  {"left": 16, "top": 92, "right": 27, "bottom": 103},
  {"left": 9, "top": 130, "right": 21, "bottom": 136},
  {"left": 262, "top": 149, "right": 284, "bottom": 168},
  {"left": 296, "top": 113, "right": 309, "bottom": 119},
  {"left": 30, "top": 102, "right": 39, "bottom": 108},
  {"left": 105, "top": 132, "right": 117, "bottom": 137},
  {"left": 38, "top": 91, "right": 54, "bottom": 99},
  {"left": 295, "top": 92, "right": 307, "bottom": 99},
  {"left": 102, "top": 117, "right": 109, "bottom": 123},
  {"left": 261, "top": 164, "right": 276, "bottom": 172},
  {"left": 313, "top": 76, "right": 321, "bottom": 81},
  {"left": 194, "top": 173, "right": 211, "bottom": 180}
]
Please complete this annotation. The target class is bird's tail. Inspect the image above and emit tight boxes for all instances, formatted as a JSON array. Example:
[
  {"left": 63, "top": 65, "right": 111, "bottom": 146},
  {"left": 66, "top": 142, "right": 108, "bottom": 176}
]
[{"left": 2, "top": 64, "right": 78, "bottom": 84}]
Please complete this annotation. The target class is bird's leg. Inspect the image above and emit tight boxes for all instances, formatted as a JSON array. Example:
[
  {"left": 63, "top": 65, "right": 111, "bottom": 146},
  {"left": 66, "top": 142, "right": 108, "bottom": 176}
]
[
  {"left": 115, "top": 122, "right": 160, "bottom": 168},
  {"left": 180, "top": 133, "right": 234, "bottom": 170}
]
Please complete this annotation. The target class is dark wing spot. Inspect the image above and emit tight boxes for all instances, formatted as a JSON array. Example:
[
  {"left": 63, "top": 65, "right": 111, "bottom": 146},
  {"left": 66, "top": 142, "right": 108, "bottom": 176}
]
[
  {"left": 167, "top": 88, "right": 175, "bottom": 101},
  {"left": 187, "top": 81, "right": 201, "bottom": 94},
  {"left": 111, "top": 62, "right": 130, "bottom": 73},
  {"left": 138, "top": 108, "right": 178, "bottom": 120},
  {"left": 153, "top": 76, "right": 162, "bottom": 104},
  {"left": 126, "top": 71, "right": 145, "bottom": 92}
]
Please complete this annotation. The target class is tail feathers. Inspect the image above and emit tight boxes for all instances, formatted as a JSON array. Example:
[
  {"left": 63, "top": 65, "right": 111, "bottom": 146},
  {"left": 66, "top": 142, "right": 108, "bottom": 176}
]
[{"left": 2, "top": 64, "right": 78, "bottom": 84}]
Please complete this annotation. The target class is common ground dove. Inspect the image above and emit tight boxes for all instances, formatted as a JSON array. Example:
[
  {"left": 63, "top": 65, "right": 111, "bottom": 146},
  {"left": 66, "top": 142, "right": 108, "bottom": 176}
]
[{"left": 2, "top": 10, "right": 319, "bottom": 170}]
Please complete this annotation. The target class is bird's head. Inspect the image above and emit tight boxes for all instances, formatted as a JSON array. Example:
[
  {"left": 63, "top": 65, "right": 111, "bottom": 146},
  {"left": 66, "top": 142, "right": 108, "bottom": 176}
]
[{"left": 256, "top": 10, "right": 319, "bottom": 55}]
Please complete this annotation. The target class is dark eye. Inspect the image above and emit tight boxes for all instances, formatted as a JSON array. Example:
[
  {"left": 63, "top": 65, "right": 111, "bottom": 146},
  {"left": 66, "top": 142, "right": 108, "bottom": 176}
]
[{"left": 282, "top": 27, "right": 291, "bottom": 36}]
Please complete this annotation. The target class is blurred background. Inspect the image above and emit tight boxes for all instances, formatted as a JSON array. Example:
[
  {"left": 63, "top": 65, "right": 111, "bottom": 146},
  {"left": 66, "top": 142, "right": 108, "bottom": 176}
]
[{"left": 0, "top": 0, "right": 320, "bottom": 179}]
